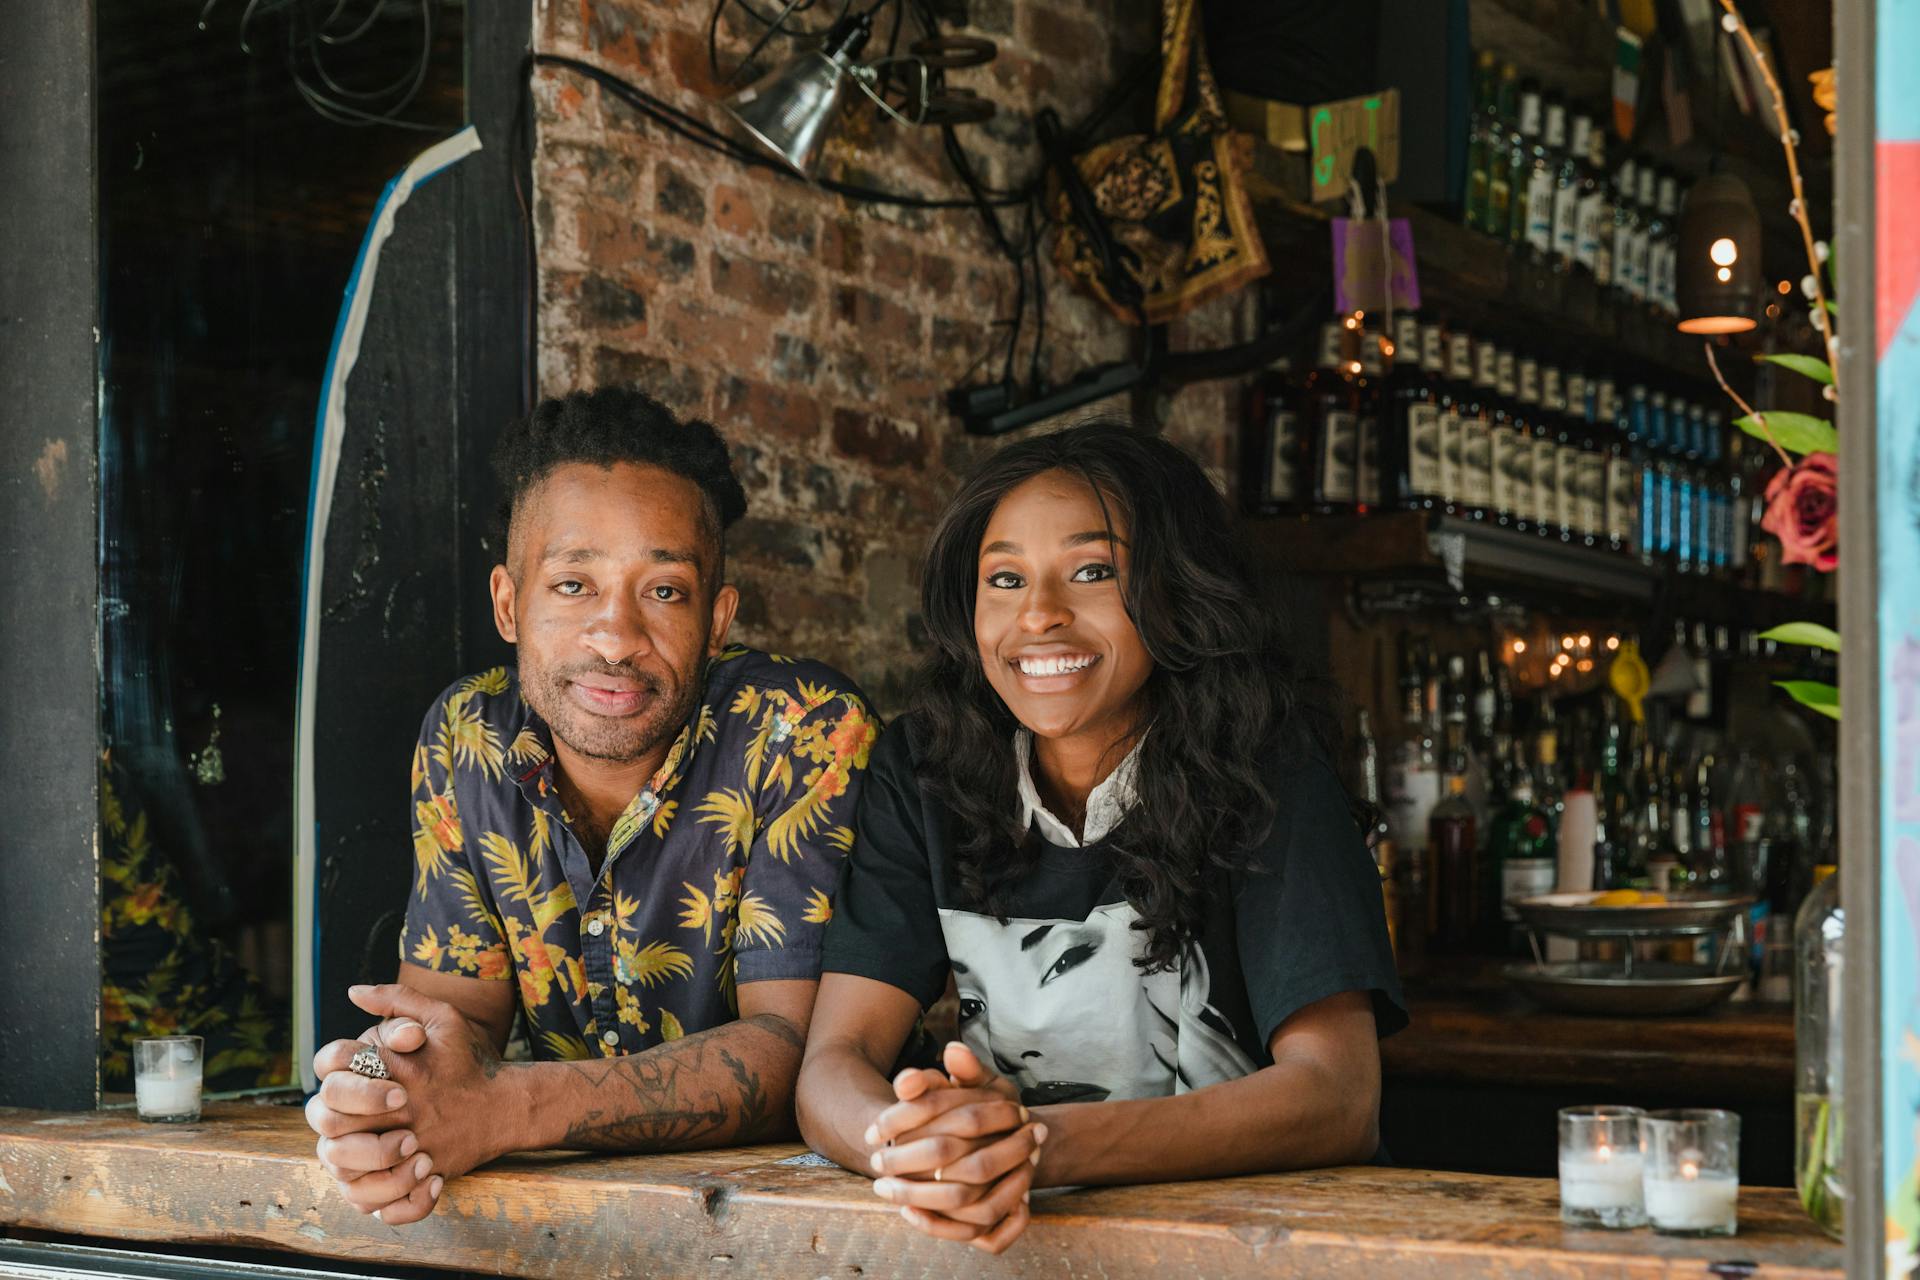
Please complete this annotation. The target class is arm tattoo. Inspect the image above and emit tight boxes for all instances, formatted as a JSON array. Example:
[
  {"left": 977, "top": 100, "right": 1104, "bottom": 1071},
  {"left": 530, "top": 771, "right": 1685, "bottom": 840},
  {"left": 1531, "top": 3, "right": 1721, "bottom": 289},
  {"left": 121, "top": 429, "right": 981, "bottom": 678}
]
[{"left": 556, "top": 1014, "right": 804, "bottom": 1151}]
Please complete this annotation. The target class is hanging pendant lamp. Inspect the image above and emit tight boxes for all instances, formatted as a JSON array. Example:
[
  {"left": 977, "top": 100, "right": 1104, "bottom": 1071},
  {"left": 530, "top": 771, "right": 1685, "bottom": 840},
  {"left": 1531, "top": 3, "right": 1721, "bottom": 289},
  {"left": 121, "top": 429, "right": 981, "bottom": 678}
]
[
  {"left": 1675, "top": 172, "right": 1762, "bottom": 335},
  {"left": 721, "top": 14, "right": 873, "bottom": 180}
]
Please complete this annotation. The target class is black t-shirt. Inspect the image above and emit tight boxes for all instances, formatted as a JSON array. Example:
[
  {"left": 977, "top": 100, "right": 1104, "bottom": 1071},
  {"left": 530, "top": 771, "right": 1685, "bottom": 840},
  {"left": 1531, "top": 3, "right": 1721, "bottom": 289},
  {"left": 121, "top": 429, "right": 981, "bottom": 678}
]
[{"left": 821, "top": 718, "right": 1408, "bottom": 1108}]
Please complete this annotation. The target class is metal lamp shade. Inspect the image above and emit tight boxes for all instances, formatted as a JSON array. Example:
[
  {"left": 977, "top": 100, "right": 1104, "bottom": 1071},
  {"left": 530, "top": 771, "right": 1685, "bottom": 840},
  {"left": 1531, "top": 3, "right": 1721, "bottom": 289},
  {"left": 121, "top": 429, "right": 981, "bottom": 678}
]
[
  {"left": 1675, "top": 172, "right": 1762, "bottom": 335},
  {"left": 722, "top": 17, "right": 871, "bottom": 179}
]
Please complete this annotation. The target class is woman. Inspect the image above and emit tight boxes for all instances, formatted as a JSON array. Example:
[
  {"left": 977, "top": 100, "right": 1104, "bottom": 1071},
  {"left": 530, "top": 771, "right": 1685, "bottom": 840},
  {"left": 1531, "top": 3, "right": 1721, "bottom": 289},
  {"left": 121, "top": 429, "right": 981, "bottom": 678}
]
[{"left": 796, "top": 422, "right": 1405, "bottom": 1253}]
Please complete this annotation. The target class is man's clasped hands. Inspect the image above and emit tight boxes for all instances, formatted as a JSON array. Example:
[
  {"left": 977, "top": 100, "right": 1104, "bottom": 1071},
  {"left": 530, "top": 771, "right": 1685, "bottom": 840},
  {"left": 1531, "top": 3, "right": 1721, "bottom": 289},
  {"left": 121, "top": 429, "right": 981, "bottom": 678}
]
[{"left": 307, "top": 984, "right": 1046, "bottom": 1252}]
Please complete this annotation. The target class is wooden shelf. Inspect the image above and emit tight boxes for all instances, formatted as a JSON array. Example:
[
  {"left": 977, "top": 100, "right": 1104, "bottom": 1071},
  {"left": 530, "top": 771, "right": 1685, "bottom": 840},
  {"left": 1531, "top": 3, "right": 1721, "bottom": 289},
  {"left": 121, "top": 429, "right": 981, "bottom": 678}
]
[
  {"left": 1238, "top": 510, "right": 1833, "bottom": 629},
  {"left": 1245, "top": 170, "right": 1721, "bottom": 383}
]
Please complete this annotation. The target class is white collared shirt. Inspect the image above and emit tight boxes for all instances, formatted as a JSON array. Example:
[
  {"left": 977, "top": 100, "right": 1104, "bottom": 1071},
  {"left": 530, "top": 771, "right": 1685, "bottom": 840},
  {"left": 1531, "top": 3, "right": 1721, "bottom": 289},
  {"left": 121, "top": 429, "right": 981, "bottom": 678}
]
[{"left": 1013, "top": 729, "right": 1143, "bottom": 847}]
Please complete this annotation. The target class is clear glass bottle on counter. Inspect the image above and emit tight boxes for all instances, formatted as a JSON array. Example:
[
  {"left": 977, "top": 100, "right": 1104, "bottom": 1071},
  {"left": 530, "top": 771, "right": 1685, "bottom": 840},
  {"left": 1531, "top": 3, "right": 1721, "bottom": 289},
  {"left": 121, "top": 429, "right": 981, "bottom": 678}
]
[{"left": 1794, "top": 865, "right": 1844, "bottom": 1239}]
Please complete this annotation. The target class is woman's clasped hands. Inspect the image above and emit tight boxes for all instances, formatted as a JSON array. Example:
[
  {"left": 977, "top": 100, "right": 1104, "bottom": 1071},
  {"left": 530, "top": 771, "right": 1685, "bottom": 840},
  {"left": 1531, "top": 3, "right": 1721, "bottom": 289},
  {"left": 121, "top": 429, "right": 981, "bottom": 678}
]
[{"left": 863, "top": 1040, "right": 1048, "bottom": 1254}]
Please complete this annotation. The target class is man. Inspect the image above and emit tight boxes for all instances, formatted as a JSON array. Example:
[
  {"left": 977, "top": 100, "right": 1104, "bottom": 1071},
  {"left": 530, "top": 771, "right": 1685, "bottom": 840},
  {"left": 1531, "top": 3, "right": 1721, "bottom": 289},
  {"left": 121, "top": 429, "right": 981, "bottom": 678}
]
[{"left": 305, "top": 387, "right": 876, "bottom": 1223}]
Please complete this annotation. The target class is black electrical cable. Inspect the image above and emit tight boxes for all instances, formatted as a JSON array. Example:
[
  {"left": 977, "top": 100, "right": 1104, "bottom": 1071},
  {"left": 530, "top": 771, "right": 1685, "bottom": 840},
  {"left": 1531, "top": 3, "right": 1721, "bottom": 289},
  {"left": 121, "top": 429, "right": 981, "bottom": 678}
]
[{"left": 531, "top": 52, "right": 1033, "bottom": 210}]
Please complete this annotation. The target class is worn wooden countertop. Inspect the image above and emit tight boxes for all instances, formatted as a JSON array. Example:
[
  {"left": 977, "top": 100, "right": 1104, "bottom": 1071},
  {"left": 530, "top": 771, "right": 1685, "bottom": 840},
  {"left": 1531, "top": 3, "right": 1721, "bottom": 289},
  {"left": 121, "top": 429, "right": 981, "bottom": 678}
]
[
  {"left": 0, "top": 1103, "right": 1839, "bottom": 1279},
  {"left": 1383, "top": 963, "right": 1795, "bottom": 1101}
]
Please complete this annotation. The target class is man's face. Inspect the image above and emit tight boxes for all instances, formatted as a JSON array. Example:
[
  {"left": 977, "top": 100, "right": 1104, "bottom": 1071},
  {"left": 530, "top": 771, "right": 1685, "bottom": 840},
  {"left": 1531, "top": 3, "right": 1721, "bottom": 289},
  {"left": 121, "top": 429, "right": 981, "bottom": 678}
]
[{"left": 489, "top": 462, "right": 739, "bottom": 766}]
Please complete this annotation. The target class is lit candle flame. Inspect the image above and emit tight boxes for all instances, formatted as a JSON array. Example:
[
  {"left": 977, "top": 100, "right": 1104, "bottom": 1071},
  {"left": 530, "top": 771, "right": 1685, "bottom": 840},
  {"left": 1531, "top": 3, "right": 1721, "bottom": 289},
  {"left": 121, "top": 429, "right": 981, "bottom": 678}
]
[
  {"left": 1680, "top": 1160, "right": 1700, "bottom": 1181},
  {"left": 1596, "top": 1143, "right": 1612, "bottom": 1162}
]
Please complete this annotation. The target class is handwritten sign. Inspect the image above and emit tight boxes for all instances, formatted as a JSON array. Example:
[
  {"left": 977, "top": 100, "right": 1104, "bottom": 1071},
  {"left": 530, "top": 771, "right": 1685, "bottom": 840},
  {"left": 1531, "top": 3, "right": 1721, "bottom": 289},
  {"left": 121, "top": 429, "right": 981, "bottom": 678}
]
[{"left": 1310, "top": 91, "right": 1400, "bottom": 203}]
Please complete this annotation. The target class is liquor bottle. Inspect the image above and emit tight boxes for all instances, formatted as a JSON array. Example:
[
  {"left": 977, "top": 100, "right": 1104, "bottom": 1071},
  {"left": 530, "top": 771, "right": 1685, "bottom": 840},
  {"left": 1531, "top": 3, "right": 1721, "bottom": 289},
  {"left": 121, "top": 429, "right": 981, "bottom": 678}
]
[
  {"left": 1611, "top": 157, "right": 1640, "bottom": 306},
  {"left": 1473, "top": 648, "right": 1499, "bottom": 750},
  {"left": 1355, "top": 328, "right": 1387, "bottom": 510},
  {"left": 1491, "top": 745, "right": 1557, "bottom": 943},
  {"left": 1492, "top": 347, "right": 1525, "bottom": 529},
  {"left": 1508, "top": 82, "right": 1544, "bottom": 252},
  {"left": 1651, "top": 170, "right": 1681, "bottom": 316},
  {"left": 1692, "top": 752, "right": 1731, "bottom": 891},
  {"left": 1380, "top": 313, "right": 1432, "bottom": 510},
  {"left": 1463, "top": 50, "right": 1501, "bottom": 233},
  {"left": 1382, "top": 312, "right": 1428, "bottom": 506},
  {"left": 1447, "top": 654, "right": 1492, "bottom": 836},
  {"left": 1577, "top": 116, "right": 1612, "bottom": 285},
  {"left": 1521, "top": 356, "right": 1556, "bottom": 539},
  {"left": 1532, "top": 694, "right": 1565, "bottom": 826},
  {"left": 1486, "top": 62, "right": 1521, "bottom": 240},
  {"left": 1461, "top": 342, "right": 1497, "bottom": 521},
  {"left": 1526, "top": 94, "right": 1566, "bottom": 261},
  {"left": 1438, "top": 326, "right": 1476, "bottom": 514},
  {"left": 1428, "top": 735, "right": 1480, "bottom": 952},
  {"left": 1551, "top": 109, "right": 1586, "bottom": 271},
  {"left": 1570, "top": 370, "right": 1606, "bottom": 548},
  {"left": 1599, "top": 378, "right": 1636, "bottom": 555},
  {"left": 1728, "top": 425, "right": 1755, "bottom": 578},
  {"left": 1626, "top": 161, "right": 1656, "bottom": 305},
  {"left": 1674, "top": 411, "right": 1698, "bottom": 575},
  {"left": 1536, "top": 360, "right": 1566, "bottom": 541},
  {"left": 1387, "top": 633, "right": 1442, "bottom": 857},
  {"left": 1304, "top": 321, "right": 1359, "bottom": 512},
  {"left": 1244, "top": 354, "right": 1305, "bottom": 513},
  {"left": 1651, "top": 392, "right": 1678, "bottom": 564}
]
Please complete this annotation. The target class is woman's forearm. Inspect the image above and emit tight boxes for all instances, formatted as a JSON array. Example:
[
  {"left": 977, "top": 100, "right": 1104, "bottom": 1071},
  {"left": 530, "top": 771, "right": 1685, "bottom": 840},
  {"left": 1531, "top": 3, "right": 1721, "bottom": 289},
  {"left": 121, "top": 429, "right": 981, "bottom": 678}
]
[
  {"left": 1031, "top": 1054, "right": 1378, "bottom": 1188},
  {"left": 795, "top": 1038, "right": 907, "bottom": 1175}
]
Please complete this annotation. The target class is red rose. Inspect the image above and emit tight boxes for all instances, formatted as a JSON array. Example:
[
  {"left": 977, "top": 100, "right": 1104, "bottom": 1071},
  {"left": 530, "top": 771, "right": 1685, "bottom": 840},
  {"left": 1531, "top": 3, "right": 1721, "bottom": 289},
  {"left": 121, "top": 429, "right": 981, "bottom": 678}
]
[{"left": 1761, "top": 451, "right": 1839, "bottom": 572}]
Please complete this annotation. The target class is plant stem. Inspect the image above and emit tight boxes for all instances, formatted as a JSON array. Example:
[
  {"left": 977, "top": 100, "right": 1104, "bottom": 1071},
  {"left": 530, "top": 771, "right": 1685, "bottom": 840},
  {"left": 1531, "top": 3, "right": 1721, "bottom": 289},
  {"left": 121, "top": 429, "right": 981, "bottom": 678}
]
[
  {"left": 1705, "top": 342, "right": 1795, "bottom": 469},
  {"left": 1715, "top": 0, "right": 1839, "bottom": 383}
]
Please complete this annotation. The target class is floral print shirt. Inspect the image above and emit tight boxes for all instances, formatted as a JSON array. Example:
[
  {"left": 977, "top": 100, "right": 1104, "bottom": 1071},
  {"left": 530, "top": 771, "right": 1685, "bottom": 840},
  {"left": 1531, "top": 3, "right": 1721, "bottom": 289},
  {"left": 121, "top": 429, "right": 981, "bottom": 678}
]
[{"left": 401, "top": 647, "right": 876, "bottom": 1060}]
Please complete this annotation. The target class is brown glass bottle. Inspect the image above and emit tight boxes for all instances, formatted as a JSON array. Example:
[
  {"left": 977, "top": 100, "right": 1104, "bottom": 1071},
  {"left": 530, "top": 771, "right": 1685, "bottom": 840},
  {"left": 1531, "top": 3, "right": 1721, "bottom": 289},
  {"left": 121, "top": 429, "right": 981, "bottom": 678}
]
[{"left": 1303, "top": 321, "right": 1359, "bottom": 512}]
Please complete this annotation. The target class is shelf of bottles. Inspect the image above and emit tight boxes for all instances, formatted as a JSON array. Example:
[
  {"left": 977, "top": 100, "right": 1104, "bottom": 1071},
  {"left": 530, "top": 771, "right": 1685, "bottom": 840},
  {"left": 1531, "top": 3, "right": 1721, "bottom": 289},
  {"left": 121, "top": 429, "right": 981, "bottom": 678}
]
[
  {"left": 1238, "top": 310, "right": 1789, "bottom": 603},
  {"left": 1355, "top": 634, "right": 1836, "bottom": 988}
]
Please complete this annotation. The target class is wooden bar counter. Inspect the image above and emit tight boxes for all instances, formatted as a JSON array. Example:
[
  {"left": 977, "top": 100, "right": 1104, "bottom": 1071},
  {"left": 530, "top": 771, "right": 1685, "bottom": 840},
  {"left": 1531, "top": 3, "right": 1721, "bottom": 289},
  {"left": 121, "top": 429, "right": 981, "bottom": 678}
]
[
  {"left": 1379, "top": 964, "right": 1798, "bottom": 1184},
  {"left": 0, "top": 1103, "right": 1840, "bottom": 1278}
]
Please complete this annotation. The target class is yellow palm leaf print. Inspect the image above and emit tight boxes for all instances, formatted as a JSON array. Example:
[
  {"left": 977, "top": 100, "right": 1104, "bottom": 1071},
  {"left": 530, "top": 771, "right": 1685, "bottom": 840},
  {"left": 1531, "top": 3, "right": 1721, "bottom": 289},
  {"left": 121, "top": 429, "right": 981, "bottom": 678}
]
[
  {"left": 695, "top": 788, "right": 755, "bottom": 858},
  {"left": 763, "top": 776, "right": 834, "bottom": 863},
  {"left": 436, "top": 691, "right": 507, "bottom": 781},
  {"left": 540, "top": 1031, "right": 593, "bottom": 1060},
  {"left": 410, "top": 744, "right": 430, "bottom": 793},
  {"left": 694, "top": 704, "right": 718, "bottom": 744},
  {"left": 622, "top": 940, "right": 695, "bottom": 987},
  {"left": 660, "top": 1009, "right": 685, "bottom": 1041},
  {"left": 451, "top": 868, "right": 503, "bottom": 933},
  {"left": 529, "top": 807, "right": 553, "bottom": 860},
  {"left": 478, "top": 831, "right": 535, "bottom": 904},
  {"left": 729, "top": 686, "right": 763, "bottom": 719},
  {"left": 612, "top": 890, "right": 640, "bottom": 931},
  {"left": 735, "top": 891, "right": 787, "bottom": 949},
  {"left": 507, "top": 725, "right": 546, "bottom": 767},
  {"left": 412, "top": 796, "right": 461, "bottom": 896},
  {"left": 826, "top": 825, "right": 855, "bottom": 854},
  {"left": 409, "top": 925, "right": 445, "bottom": 968},
  {"left": 678, "top": 882, "right": 714, "bottom": 943},
  {"left": 651, "top": 798, "right": 678, "bottom": 839},
  {"left": 462, "top": 667, "right": 510, "bottom": 696},
  {"left": 794, "top": 678, "right": 833, "bottom": 711},
  {"left": 801, "top": 888, "right": 833, "bottom": 925},
  {"left": 766, "top": 751, "right": 794, "bottom": 797}
]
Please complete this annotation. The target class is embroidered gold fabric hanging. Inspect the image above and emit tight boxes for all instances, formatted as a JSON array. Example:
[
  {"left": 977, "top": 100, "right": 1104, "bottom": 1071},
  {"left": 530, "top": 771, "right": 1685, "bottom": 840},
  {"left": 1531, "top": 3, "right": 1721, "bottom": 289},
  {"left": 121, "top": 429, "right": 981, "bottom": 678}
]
[{"left": 1051, "top": 0, "right": 1269, "bottom": 325}]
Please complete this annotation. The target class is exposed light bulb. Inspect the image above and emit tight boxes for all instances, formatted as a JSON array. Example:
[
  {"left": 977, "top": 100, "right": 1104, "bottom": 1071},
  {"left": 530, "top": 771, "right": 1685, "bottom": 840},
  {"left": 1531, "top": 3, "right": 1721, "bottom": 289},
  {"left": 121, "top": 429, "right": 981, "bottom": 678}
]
[{"left": 1710, "top": 238, "right": 1738, "bottom": 266}]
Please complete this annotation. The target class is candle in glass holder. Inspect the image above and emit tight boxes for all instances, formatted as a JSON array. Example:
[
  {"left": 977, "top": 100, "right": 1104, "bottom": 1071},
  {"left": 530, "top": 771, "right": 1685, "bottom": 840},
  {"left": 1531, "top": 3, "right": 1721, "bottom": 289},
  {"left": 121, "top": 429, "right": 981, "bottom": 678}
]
[
  {"left": 1558, "top": 1106, "right": 1647, "bottom": 1228},
  {"left": 134, "top": 1036, "right": 203, "bottom": 1123},
  {"left": 1642, "top": 1110, "right": 1740, "bottom": 1236}
]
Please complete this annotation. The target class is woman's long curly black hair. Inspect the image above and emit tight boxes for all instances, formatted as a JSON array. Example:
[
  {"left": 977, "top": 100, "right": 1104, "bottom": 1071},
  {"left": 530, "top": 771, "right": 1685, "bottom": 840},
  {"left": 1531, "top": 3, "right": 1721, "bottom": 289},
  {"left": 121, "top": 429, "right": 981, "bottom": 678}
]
[{"left": 912, "top": 420, "right": 1342, "bottom": 974}]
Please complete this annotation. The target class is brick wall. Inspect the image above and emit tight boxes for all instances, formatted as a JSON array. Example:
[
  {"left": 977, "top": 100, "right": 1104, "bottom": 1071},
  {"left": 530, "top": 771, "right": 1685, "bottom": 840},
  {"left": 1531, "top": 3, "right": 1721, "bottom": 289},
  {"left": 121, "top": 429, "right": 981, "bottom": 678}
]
[{"left": 532, "top": 0, "right": 1252, "bottom": 709}]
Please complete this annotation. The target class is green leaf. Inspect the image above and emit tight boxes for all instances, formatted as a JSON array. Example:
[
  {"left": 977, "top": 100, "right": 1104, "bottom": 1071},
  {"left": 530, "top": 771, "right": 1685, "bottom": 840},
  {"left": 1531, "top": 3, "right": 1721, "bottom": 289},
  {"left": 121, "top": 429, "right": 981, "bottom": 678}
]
[
  {"left": 1756, "top": 353, "right": 1834, "bottom": 385},
  {"left": 1734, "top": 412, "right": 1838, "bottom": 456},
  {"left": 1760, "top": 622, "right": 1841, "bottom": 652},
  {"left": 1776, "top": 680, "right": 1841, "bottom": 720}
]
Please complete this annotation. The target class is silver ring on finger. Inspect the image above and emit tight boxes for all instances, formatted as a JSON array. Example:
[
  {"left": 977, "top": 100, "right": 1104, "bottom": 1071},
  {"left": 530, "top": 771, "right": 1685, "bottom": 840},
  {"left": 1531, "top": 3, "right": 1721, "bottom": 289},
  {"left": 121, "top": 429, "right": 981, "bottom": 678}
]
[{"left": 348, "top": 1046, "right": 390, "bottom": 1080}]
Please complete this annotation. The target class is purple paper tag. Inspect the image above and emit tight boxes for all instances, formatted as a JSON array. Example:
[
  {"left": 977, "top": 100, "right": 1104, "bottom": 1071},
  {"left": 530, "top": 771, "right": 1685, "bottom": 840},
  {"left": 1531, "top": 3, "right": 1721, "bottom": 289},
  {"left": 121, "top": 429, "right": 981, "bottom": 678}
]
[{"left": 1332, "top": 217, "right": 1421, "bottom": 315}]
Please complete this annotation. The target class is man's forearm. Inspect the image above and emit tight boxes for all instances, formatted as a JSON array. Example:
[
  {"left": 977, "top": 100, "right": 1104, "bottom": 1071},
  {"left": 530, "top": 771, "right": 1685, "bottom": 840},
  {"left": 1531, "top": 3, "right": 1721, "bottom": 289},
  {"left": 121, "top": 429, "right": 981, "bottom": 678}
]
[{"left": 503, "top": 1013, "right": 809, "bottom": 1154}]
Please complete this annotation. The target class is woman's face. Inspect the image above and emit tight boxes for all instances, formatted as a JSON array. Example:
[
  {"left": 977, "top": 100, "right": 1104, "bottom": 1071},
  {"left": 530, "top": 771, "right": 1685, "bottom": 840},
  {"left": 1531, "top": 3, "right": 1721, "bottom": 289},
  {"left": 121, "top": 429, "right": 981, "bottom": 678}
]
[{"left": 973, "top": 470, "right": 1154, "bottom": 746}]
